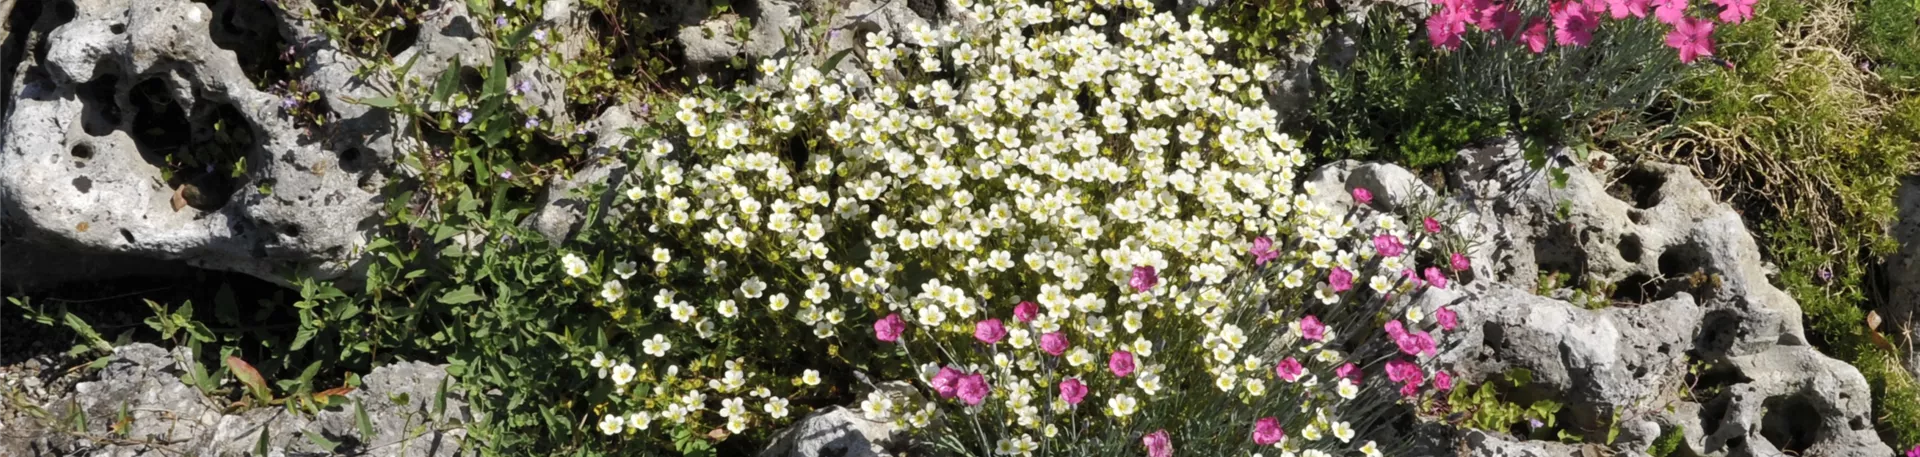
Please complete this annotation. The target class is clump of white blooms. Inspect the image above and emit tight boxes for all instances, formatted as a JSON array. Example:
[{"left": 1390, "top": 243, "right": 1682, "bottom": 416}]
[{"left": 568, "top": 0, "right": 1467, "bottom": 454}]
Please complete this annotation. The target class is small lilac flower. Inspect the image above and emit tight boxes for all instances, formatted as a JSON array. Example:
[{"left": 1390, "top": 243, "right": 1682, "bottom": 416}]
[
  {"left": 1816, "top": 267, "right": 1834, "bottom": 284},
  {"left": 523, "top": 117, "right": 539, "bottom": 129},
  {"left": 494, "top": 15, "right": 506, "bottom": 27},
  {"left": 1328, "top": 267, "right": 1354, "bottom": 293},
  {"left": 281, "top": 96, "right": 299, "bottom": 109},
  {"left": 514, "top": 80, "right": 533, "bottom": 95},
  {"left": 456, "top": 109, "right": 473, "bottom": 124},
  {"left": 1529, "top": 418, "right": 1547, "bottom": 430},
  {"left": 532, "top": 28, "right": 548, "bottom": 43},
  {"left": 1351, "top": 187, "right": 1374, "bottom": 204},
  {"left": 1129, "top": 265, "right": 1158, "bottom": 292},
  {"left": 499, "top": 170, "right": 513, "bottom": 180}
]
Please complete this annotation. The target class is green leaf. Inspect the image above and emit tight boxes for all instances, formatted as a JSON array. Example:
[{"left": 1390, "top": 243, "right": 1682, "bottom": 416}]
[
  {"left": 226, "top": 356, "right": 273, "bottom": 403},
  {"left": 255, "top": 422, "right": 272, "bottom": 456},
  {"left": 62, "top": 312, "right": 111, "bottom": 354},
  {"left": 433, "top": 375, "right": 450, "bottom": 422},
  {"left": 820, "top": 48, "right": 855, "bottom": 74},
  {"left": 433, "top": 56, "right": 463, "bottom": 105},
  {"left": 353, "top": 96, "right": 404, "bottom": 109},
  {"left": 306, "top": 430, "right": 342, "bottom": 451},
  {"left": 355, "top": 399, "right": 377, "bottom": 439},
  {"left": 438, "top": 286, "right": 484, "bottom": 305}
]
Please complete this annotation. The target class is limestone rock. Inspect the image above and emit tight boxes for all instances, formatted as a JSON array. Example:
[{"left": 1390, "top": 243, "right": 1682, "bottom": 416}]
[
  {"left": 1889, "top": 177, "right": 1920, "bottom": 380},
  {"left": 757, "top": 406, "right": 901, "bottom": 457}
]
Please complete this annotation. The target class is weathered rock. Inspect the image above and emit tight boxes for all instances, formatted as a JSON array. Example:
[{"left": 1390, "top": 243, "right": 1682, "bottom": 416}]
[
  {"left": 1889, "top": 176, "right": 1920, "bottom": 380},
  {"left": 0, "top": 344, "right": 470, "bottom": 457},
  {"left": 1326, "top": 139, "right": 1892, "bottom": 456},
  {"left": 757, "top": 406, "right": 901, "bottom": 457}
]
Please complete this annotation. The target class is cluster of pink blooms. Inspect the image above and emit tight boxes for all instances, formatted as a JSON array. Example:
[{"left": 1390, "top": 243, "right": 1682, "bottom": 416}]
[
  {"left": 929, "top": 366, "right": 992, "bottom": 406},
  {"left": 1425, "top": 0, "right": 1759, "bottom": 63}
]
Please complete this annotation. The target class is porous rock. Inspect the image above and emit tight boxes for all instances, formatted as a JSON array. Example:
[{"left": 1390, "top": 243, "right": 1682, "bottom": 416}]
[
  {"left": 0, "top": 344, "right": 470, "bottom": 457},
  {"left": 1888, "top": 176, "right": 1920, "bottom": 380},
  {"left": 1326, "top": 139, "right": 1891, "bottom": 456}
]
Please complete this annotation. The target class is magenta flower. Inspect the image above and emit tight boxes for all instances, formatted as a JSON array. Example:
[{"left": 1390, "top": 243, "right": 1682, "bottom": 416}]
[
  {"left": 873, "top": 313, "right": 906, "bottom": 343},
  {"left": 1906, "top": 444, "right": 1920, "bottom": 457},
  {"left": 1335, "top": 362, "right": 1362, "bottom": 382},
  {"left": 956, "top": 372, "right": 990, "bottom": 405},
  {"left": 1424, "top": 267, "right": 1450, "bottom": 289},
  {"left": 1386, "top": 359, "right": 1419, "bottom": 383},
  {"left": 1142, "top": 430, "right": 1173, "bottom": 457},
  {"left": 1426, "top": 9, "right": 1469, "bottom": 50},
  {"left": 1275, "top": 357, "right": 1304, "bottom": 382},
  {"left": 1666, "top": 17, "right": 1716, "bottom": 63},
  {"left": 1423, "top": 217, "right": 1443, "bottom": 234},
  {"left": 1521, "top": 20, "right": 1550, "bottom": 53},
  {"left": 1014, "top": 301, "right": 1040, "bottom": 322},
  {"left": 1434, "top": 371, "right": 1455, "bottom": 391},
  {"left": 1351, "top": 187, "right": 1374, "bottom": 204},
  {"left": 1436, "top": 307, "right": 1459, "bottom": 331},
  {"left": 1109, "top": 351, "right": 1137, "bottom": 378},
  {"left": 1329, "top": 267, "right": 1354, "bottom": 293},
  {"left": 1374, "top": 234, "right": 1406, "bottom": 258},
  {"left": 1450, "top": 252, "right": 1472, "bottom": 272},
  {"left": 1252, "top": 416, "right": 1285, "bottom": 445},
  {"left": 1129, "top": 265, "right": 1159, "bottom": 292},
  {"left": 1299, "top": 316, "right": 1327, "bottom": 342},
  {"left": 931, "top": 367, "right": 963, "bottom": 399},
  {"left": 1604, "top": 0, "right": 1651, "bottom": 18},
  {"left": 1040, "top": 332, "right": 1071, "bottom": 356},
  {"left": 1385, "top": 319, "right": 1408, "bottom": 337},
  {"left": 1250, "top": 236, "right": 1280, "bottom": 266},
  {"left": 1653, "top": 0, "right": 1689, "bottom": 24},
  {"left": 973, "top": 319, "right": 1007, "bottom": 344},
  {"left": 1552, "top": 1, "right": 1599, "bottom": 47},
  {"left": 1059, "top": 377, "right": 1088, "bottom": 405}
]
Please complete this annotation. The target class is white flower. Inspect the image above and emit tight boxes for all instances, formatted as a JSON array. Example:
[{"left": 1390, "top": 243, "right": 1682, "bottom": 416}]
[
  {"left": 627, "top": 411, "right": 652, "bottom": 431},
  {"left": 801, "top": 369, "right": 822, "bottom": 386},
  {"left": 597, "top": 413, "right": 624, "bottom": 435},
  {"left": 1337, "top": 379, "right": 1359, "bottom": 399},
  {"left": 643, "top": 334, "right": 672, "bottom": 357},
  {"left": 1359, "top": 441, "right": 1382, "bottom": 457},
  {"left": 562, "top": 254, "right": 589, "bottom": 278},
  {"left": 717, "top": 299, "right": 740, "bottom": 318},
  {"left": 1332, "top": 421, "right": 1354, "bottom": 442},
  {"left": 765, "top": 397, "right": 791, "bottom": 418},
  {"left": 600, "top": 280, "right": 625, "bottom": 302},
  {"left": 1107, "top": 393, "right": 1138, "bottom": 417},
  {"left": 613, "top": 261, "right": 638, "bottom": 279},
  {"left": 611, "top": 362, "right": 637, "bottom": 385}
]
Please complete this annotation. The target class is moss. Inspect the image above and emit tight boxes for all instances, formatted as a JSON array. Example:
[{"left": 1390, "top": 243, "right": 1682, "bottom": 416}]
[{"left": 1858, "top": 0, "right": 1920, "bottom": 91}]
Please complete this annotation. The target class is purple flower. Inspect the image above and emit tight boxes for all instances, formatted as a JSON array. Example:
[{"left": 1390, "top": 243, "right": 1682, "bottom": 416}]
[
  {"left": 281, "top": 96, "right": 300, "bottom": 109},
  {"left": 456, "top": 109, "right": 473, "bottom": 124},
  {"left": 523, "top": 117, "right": 539, "bottom": 129},
  {"left": 532, "top": 28, "right": 548, "bottom": 43},
  {"left": 1249, "top": 236, "right": 1280, "bottom": 266},
  {"left": 514, "top": 80, "right": 533, "bottom": 95},
  {"left": 873, "top": 313, "right": 905, "bottom": 343},
  {"left": 494, "top": 15, "right": 506, "bottom": 27},
  {"left": 973, "top": 319, "right": 1006, "bottom": 344},
  {"left": 1529, "top": 418, "right": 1547, "bottom": 430},
  {"left": 1129, "top": 265, "right": 1158, "bottom": 292},
  {"left": 1816, "top": 267, "right": 1834, "bottom": 284},
  {"left": 1351, "top": 187, "right": 1374, "bottom": 204},
  {"left": 1108, "top": 351, "right": 1136, "bottom": 378},
  {"left": 1328, "top": 267, "right": 1354, "bottom": 293},
  {"left": 955, "top": 372, "right": 990, "bottom": 405},
  {"left": 499, "top": 170, "right": 513, "bottom": 180}
]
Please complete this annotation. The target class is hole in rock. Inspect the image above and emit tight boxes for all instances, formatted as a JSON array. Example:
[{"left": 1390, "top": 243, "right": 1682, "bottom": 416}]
[
  {"left": 382, "top": 19, "right": 421, "bottom": 57},
  {"left": 1534, "top": 223, "right": 1589, "bottom": 290},
  {"left": 119, "top": 229, "right": 136, "bottom": 245},
  {"left": 71, "top": 177, "right": 92, "bottom": 193},
  {"left": 70, "top": 143, "right": 94, "bottom": 159},
  {"left": 1611, "top": 273, "right": 1661, "bottom": 304},
  {"left": 1618, "top": 234, "right": 1643, "bottom": 263},
  {"left": 79, "top": 73, "right": 123, "bottom": 136},
  {"left": 1657, "top": 243, "right": 1712, "bottom": 280},
  {"left": 1611, "top": 167, "right": 1667, "bottom": 209},
  {"left": 110, "top": 23, "right": 125, "bottom": 34},
  {"left": 194, "top": 0, "right": 291, "bottom": 86},
  {"left": 1759, "top": 394, "right": 1820, "bottom": 454},
  {"left": 129, "top": 78, "right": 256, "bottom": 211}
]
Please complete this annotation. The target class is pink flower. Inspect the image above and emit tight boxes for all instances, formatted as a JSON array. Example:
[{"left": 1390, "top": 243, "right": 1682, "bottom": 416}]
[
  {"left": 1713, "top": 0, "right": 1755, "bottom": 23},
  {"left": 1386, "top": 359, "right": 1419, "bottom": 383},
  {"left": 1109, "top": 351, "right": 1137, "bottom": 378},
  {"left": 1604, "top": 0, "right": 1651, "bottom": 18},
  {"left": 974, "top": 319, "right": 1007, "bottom": 344},
  {"left": 1424, "top": 267, "right": 1450, "bottom": 289},
  {"left": 1434, "top": 371, "right": 1455, "bottom": 391},
  {"left": 1014, "top": 301, "right": 1040, "bottom": 322},
  {"left": 1250, "top": 236, "right": 1280, "bottom": 266},
  {"left": 1423, "top": 217, "right": 1443, "bottom": 234},
  {"left": 1351, "top": 187, "right": 1374, "bottom": 204},
  {"left": 1252, "top": 417, "right": 1285, "bottom": 446},
  {"left": 1335, "top": 363, "right": 1361, "bottom": 382},
  {"left": 1666, "top": 17, "right": 1715, "bottom": 63},
  {"left": 1040, "top": 332, "right": 1071, "bottom": 356},
  {"left": 873, "top": 313, "right": 906, "bottom": 343},
  {"left": 1400, "top": 380, "right": 1424, "bottom": 397},
  {"left": 1142, "top": 430, "right": 1173, "bottom": 457},
  {"left": 1059, "top": 377, "right": 1088, "bottom": 405},
  {"left": 1450, "top": 252, "right": 1472, "bottom": 272},
  {"left": 1521, "top": 20, "right": 1551, "bottom": 53},
  {"left": 1329, "top": 267, "right": 1354, "bottom": 293},
  {"left": 1298, "top": 315, "right": 1327, "bottom": 342},
  {"left": 1275, "top": 357, "right": 1304, "bottom": 382},
  {"left": 1906, "top": 444, "right": 1920, "bottom": 457},
  {"left": 1373, "top": 234, "right": 1406, "bottom": 258},
  {"left": 1426, "top": 10, "right": 1470, "bottom": 50},
  {"left": 1436, "top": 307, "right": 1459, "bottom": 331},
  {"left": 930, "top": 367, "right": 963, "bottom": 398},
  {"left": 1130, "top": 265, "right": 1159, "bottom": 292},
  {"left": 1653, "top": 0, "right": 1689, "bottom": 24},
  {"left": 1552, "top": 1, "right": 1598, "bottom": 47},
  {"left": 956, "top": 372, "right": 990, "bottom": 405}
]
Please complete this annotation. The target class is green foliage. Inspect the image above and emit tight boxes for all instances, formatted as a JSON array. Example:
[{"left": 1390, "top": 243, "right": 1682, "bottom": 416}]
[
  {"left": 1647, "top": 424, "right": 1685, "bottom": 457},
  {"left": 1857, "top": 0, "right": 1920, "bottom": 91},
  {"left": 1208, "top": 0, "right": 1332, "bottom": 63},
  {"left": 1437, "top": 368, "right": 1565, "bottom": 438}
]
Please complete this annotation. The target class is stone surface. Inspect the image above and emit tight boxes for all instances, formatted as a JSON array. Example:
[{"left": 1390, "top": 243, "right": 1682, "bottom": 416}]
[
  {"left": 1889, "top": 176, "right": 1920, "bottom": 380},
  {"left": 757, "top": 381, "right": 917, "bottom": 457},
  {"left": 0, "top": 344, "right": 469, "bottom": 457},
  {"left": 1332, "top": 140, "right": 1892, "bottom": 456}
]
